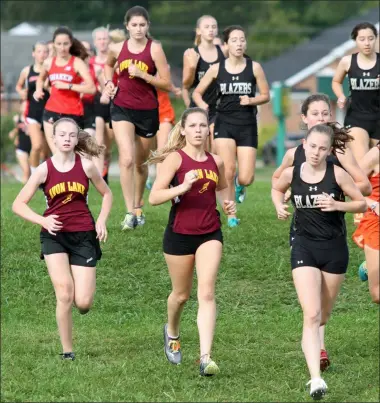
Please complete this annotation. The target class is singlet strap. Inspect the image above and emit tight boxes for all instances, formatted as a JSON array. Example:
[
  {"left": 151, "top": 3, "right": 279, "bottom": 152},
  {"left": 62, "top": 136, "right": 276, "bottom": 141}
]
[
  {"left": 348, "top": 53, "right": 358, "bottom": 72},
  {"left": 216, "top": 45, "right": 224, "bottom": 59}
]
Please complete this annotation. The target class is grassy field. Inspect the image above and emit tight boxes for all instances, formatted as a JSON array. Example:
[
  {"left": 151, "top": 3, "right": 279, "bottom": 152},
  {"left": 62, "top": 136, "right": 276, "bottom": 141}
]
[{"left": 1, "top": 168, "right": 379, "bottom": 402}]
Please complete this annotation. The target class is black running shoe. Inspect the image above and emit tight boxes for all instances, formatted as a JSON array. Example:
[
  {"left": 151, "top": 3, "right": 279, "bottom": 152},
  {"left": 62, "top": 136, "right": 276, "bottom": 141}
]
[{"left": 60, "top": 352, "right": 75, "bottom": 361}]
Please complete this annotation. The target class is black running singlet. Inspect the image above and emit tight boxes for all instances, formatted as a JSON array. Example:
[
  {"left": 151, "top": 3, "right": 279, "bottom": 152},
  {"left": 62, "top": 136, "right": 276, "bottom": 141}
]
[
  {"left": 216, "top": 58, "right": 257, "bottom": 125},
  {"left": 189, "top": 45, "right": 225, "bottom": 112},
  {"left": 26, "top": 65, "right": 49, "bottom": 120},
  {"left": 347, "top": 53, "right": 380, "bottom": 120},
  {"left": 293, "top": 144, "right": 343, "bottom": 168},
  {"left": 291, "top": 162, "right": 346, "bottom": 241}
]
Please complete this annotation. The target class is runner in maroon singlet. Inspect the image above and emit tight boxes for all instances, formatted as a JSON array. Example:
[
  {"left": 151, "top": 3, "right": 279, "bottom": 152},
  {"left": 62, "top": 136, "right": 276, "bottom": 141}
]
[
  {"left": 148, "top": 107, "right": 236, "bottom": 376},
  {"left": 12, "top": 118, "right": 112, "bottom": 361},
  {"left": 103, "top": 6, "right": 172, "bottom": 230}
]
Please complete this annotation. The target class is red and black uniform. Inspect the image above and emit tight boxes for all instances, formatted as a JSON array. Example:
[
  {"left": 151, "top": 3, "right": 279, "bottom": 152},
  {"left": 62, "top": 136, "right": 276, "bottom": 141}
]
[
  {"left": 40, "top": 154, "right": 101, "bottom": 266},
  {"left": 25, "top": 65, "right": 49, "bottom": 125},
  {"left": 111, "top": 39, "right": 159, "bottom": 138},
  {"left": 163, "top": 149, "right": 223, "bottom": 255},
  {"left": 43, "top": 56, "right": 84, "bottom": 127},
  {"left": 15, "top": 116, "right": 31, "bottom": 154},
  {"left": 81, "top": 62, "right": 97, "bottom": 130},
  {"left": 90, "top": 56, "right": 111, "bottom": 123}
]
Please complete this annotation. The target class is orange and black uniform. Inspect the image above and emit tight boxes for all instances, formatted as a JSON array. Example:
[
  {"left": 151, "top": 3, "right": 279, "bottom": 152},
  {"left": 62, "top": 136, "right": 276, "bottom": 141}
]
[
  {"left": 110, "top": 39, "right": 159, "bottom": 138},
  {"left": 40, "top": 154, "right": 101, "bottom": 266},
  {"left": 43, "top": 56, "right": 84, "bottom": 127},
  {"left": 163, "top": 149, "right": 223, "bottom": 255},
  {"left": 353, "top": 144, "right": 380, "bottom": 250},
  {"left": 157, "top": 89, "right": 175, "bottom": 125}
]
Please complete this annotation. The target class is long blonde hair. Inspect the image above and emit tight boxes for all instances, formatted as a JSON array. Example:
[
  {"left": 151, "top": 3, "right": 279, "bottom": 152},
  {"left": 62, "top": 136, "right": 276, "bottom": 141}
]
[
  {"left": 53, "top": 118, "right": 106, "bottom": 157},
  {"left": 148, "top": 107, "right": 209, "bottom": 164},
  {"left": 194, "top": 15, "right": 217, "bottom": 46}
]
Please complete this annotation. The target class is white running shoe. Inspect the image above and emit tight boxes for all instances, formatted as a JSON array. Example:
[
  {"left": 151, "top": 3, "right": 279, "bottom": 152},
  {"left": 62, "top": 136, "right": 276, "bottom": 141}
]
[
  {"left": 307, "top": 378, "right": 327, "bottom": 400},
  {"left": 121, "top": 213, "right": 137, "bottom": 230}
]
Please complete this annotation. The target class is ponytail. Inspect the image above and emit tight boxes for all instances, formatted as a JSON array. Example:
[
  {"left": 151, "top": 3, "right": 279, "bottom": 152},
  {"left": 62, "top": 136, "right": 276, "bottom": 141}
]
[
  {"left": 76, "top": 129, "right": 106, "bottom": 157},
  {"left": 194, "top": 33, "right": 201, "bottom": 46},
  {"left": 69, "top": 38, "right": 89, "bottom": 60},
  {"left": 327, "top": 121, "right": 354, "bottom": 155},
  {"left": 147, "top": 122, "right": 186, "bottom": 164}
]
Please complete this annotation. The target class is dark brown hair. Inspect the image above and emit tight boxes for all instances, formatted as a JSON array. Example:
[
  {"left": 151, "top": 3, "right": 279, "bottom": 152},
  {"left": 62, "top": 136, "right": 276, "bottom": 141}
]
[
  {"left": 53, "top": 26, "right": 89, "bottom": 60},
  {"left": 306, "top": 122, "right": 354, "bottom": 155},
  {"left": 351, "top": 22, "right": 378, "bottom": 40},
  {"left": 223, "top": 25, "right": 245, "bottom": 43},
  {"left": 301, "top": 93, "right": 331, "bottom": 116},
  {"left": 124, "top": 6, "right": 152, "bottom": 39},
  {"left": 124, "top": 6, "right": 149, "bottom": 24}
]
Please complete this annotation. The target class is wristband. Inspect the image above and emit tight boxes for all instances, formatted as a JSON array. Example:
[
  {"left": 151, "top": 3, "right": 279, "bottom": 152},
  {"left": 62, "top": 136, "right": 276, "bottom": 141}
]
[{"left": 370, "top": 201, "right": 378, "bottom": 212}]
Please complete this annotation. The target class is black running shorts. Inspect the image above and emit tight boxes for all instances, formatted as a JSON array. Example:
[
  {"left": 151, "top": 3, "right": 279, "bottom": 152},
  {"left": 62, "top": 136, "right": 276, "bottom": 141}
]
[
  {"left": 83, "top": 101, "right": 96, "bottom": 131},
  {"left": 43, "top": 110, "right": 84, "bottom": 129},
  {"left": 110, "top": 103, "right": 159, "bottom": 138},
  {"left": 40, "top": 230, "right": 102, "bottom": 267},
  {"left": 214, "top": 117, "right": 258, "bottom": 148},
  {"left": 291, "top": 235, "right": 348, "bottom": 274},
  {"left": 163, "top": 226, "right": 223, "bottom": 256},
  {"left": 94, "top": 93, "right": 111, "bottom": 123},
  {"left": 345, "top": 115, "right": 380, "bottom": 141}
]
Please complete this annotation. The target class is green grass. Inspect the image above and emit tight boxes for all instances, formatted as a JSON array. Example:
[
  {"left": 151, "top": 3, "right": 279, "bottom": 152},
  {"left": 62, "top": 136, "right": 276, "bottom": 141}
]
[{"left": 1, "top": 169, "right": 379, "bottom": 402}]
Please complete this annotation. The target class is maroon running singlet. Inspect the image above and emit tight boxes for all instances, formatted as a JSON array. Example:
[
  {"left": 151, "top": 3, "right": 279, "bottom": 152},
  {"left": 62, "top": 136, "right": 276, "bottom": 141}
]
[
  {"left": 42, "top": 154, "right": 95, "bottom": 232},
  {"left": 168, "top": 150, "right": 221, "bottom": 235},
  {"left": 113, "top": 39, "right": 158, "bottom": 110}
]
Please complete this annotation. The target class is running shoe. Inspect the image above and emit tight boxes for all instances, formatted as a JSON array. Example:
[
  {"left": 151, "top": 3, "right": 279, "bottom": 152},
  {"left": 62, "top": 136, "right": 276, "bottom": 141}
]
[
  {"left": 234, "top": 175, "right": 246, "bottom": 204},
  {"left": 145, "top": 177, "right": 153, "bottom": 190},
  {"left": 320, "top": 349, "right": 330, "bottom": 372},
  {"left": 306, "top": 378, "right": 327, "bottom": 400},
  {"left": 135, "top": 208, "right": 146, "bottom": 226},
  {"left": 163, "top": 324, "right": 182, "bottom": 365},
  {"left": 121, "top": 213, "right": 137, "bottom": 230},
  {"left": 358, "top": 261, "right": 368, "bottom": 281},
  {"left": 200, "top": 356, "right": 219, "bottom": 376},
  {"left": 227, "top": 217, "right": 240, "bottom": 228},
  {"left": 60, "top": 352, "right": 75, "bottom": 361}
]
